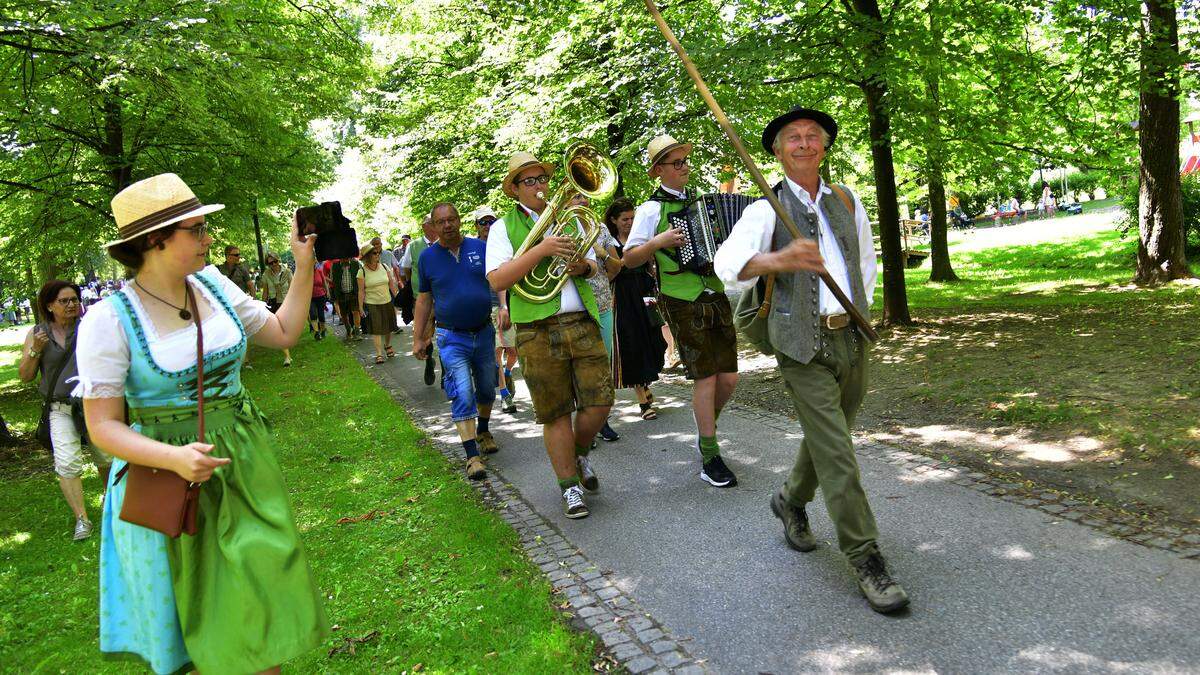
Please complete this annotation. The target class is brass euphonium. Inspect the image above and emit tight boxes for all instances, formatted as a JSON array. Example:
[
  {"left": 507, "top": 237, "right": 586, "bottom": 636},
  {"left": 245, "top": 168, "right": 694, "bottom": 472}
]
[{"left": 510, "top": 142, "right": 617, "bottom": 303}]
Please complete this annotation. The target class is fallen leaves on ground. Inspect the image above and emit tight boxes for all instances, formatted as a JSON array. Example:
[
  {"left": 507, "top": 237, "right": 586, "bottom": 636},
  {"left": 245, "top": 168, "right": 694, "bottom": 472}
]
[
  {"left": 336, "top": 509, "right": 390, "bottom": 525},
  {"left": 328, "top": 629, "right": 380, "bottom": 657}
]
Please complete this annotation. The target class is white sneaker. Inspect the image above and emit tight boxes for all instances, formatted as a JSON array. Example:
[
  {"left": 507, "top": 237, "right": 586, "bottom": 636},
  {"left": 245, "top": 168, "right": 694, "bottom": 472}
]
[
  {"left": 562, "top": 485, "right": 590, "bottom": 519},
  {"left": 73, "top": 517, "right": 93, "bottom": 541}
]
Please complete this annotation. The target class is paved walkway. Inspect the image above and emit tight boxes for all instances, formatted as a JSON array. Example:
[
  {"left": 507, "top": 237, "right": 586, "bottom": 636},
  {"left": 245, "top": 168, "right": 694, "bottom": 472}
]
[{"left": 348, "top": 328, "right": 1200, "bottom": 674}]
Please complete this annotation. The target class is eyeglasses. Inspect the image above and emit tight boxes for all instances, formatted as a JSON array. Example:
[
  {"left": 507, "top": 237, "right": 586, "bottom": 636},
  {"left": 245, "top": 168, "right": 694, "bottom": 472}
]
[
  {"left": 516, "top": 174, "right": 551, "bottom": 187},
  {"left": 56, "top": 297, "right": 80, "bottom": 306},
  {"left": 657, "top": 158, "right": 688, "bottom": 171},
  {"left": 178, "top": 222, "right": 207, "bottom": 239},
  {"left": 476, "top": 217, "right": 497, "bottom": 226}
]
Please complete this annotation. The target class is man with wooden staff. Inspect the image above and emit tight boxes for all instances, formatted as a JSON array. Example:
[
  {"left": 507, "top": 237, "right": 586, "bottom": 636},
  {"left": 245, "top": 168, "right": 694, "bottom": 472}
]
[
  {"left": 713, "top": 107, "right": 908, "bottom": 613},
  {"left": 622, "top": 134, "right": 740, "bottom": 488},
  {"left": 485, "top": 151, "right": 612, "bottom": 519}
]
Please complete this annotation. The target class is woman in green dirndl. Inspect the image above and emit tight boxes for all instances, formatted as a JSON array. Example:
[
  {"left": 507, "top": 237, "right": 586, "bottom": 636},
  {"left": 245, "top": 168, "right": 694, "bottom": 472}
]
[{"left": 79, "top": 173, "right": 328, "bottom": 674}]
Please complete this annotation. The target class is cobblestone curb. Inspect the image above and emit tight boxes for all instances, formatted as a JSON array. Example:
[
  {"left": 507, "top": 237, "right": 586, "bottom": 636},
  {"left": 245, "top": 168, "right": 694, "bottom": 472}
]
[
  {"left": 347, "top": 341, "right": 711, "bottom": 675},
  {"left": 655, "top": 381, "right": 1200, "bottom": 562}
]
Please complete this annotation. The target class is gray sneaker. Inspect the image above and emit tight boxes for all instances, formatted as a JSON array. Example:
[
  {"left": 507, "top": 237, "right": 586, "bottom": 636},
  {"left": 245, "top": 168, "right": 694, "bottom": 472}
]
[
  {"left": 577, "top": 456, "right": 599, "bottom": 492},
  {"left": 502, "top": 394, "right": 517, "bottom": 414},
  {"left": 852, "top": 553, "right": 910, "bottom": 613},
  {"left": 770, "top": 490, "right": 817, "bottom": 552},
  {"left": 562, "top": 485, "right": 590, "bottom": 519},
  {"left": 73, "top": 517, "right": 93, "bottom": 541}
]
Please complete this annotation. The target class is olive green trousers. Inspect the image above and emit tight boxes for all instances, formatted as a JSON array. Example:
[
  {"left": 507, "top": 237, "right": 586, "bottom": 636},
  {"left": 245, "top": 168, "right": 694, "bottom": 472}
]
[{"left": 778, "top": 326, "right": 880, "bottom": 563}]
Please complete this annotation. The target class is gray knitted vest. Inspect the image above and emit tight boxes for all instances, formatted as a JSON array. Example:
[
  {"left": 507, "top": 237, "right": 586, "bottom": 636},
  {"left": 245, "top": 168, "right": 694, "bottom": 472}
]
[{"left": 767, "top": 182, "right": 870, "bottom": 365}]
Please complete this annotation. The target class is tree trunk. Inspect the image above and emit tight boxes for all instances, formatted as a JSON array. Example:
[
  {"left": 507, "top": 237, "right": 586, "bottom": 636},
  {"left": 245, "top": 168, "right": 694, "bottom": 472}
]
[
  {"left": 102, "top": 91, "right": 134, "bottom": 193},
  {"left": 1135, "top": 0, "right": 1191, "bottom": 283},
  {"left": 924, "top": 0, "right": 957, "bottom": 282},
  {"left": 851, "top": 0, "right": 911, "bottom": 325}
]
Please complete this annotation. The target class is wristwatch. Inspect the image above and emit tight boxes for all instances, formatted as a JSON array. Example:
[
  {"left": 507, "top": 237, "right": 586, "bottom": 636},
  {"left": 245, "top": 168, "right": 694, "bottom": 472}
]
[{"left": 27, "top": 348, "right": 41, "bottom": 359}]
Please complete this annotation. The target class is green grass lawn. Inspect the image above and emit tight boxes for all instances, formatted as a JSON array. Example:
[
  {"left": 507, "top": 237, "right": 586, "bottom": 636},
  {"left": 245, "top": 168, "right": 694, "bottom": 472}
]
[
  {"left": 0, "top": 332, "right": 596, "bottom": 672},
  {"left": 861, "top": 219, "right": 1200, "bottom": 520}
]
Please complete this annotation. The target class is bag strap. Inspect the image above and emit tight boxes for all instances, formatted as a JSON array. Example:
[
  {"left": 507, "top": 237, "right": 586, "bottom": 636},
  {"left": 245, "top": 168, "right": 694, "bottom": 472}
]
[
  {"left": 829, "top": 183, "right": 854, "bottom": 215},
  {"left": 185, "top": 282, "right": 205, "bottom": 443}
]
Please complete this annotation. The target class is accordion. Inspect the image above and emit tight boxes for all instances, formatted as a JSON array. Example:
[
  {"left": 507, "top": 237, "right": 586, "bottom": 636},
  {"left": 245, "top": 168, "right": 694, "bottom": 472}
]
[{"left": 665, "top": 193, "right": 757, "bottom": 275}]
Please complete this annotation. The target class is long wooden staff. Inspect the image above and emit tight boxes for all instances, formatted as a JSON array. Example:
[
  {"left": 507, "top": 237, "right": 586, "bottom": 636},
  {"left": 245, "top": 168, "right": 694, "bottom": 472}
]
[{"left": 642, "top": 0, "right": 879, "bottom": 342}]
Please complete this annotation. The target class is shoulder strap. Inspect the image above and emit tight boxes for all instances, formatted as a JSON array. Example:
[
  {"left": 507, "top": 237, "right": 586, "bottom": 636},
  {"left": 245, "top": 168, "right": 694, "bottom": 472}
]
[
  {"left": 185, "top": 283, "right": 205, "bottom": 442},
  {"left": 829, "top": 183, "right": 854, "bottom": 215}
]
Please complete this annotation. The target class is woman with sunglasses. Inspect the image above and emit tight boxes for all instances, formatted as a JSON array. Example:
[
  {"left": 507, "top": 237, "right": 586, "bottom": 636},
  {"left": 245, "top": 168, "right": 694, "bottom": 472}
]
[
  {"left": 77, "top": 174, "right": 326, "bottom": 674},
  {"left": 356, "top": 243, "right": 400, "bottom": 363},
  {"left": 19, "top": 280, "right": 112, "bottom": 540},
  {"left": 261, "top": 254, "right": 294, "bottom": 366}
]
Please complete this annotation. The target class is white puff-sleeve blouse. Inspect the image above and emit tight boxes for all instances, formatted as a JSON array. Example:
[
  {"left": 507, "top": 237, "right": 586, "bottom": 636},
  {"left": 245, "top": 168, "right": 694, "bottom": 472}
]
[{"left": 74, "top": 266, "right": 272, "bottom": 399}]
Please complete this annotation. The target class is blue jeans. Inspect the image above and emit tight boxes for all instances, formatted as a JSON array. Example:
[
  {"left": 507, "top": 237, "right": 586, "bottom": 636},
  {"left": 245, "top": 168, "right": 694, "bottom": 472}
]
[{"left": 436, "top": 326, "right": 498, "bottom": 422}]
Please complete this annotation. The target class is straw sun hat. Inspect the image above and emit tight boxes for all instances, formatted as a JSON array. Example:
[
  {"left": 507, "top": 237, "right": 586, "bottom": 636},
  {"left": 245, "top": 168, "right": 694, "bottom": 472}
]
[
  {"left": 107, "top": 173, "right": 224, "bottom": 248},
  {"left": 645, "top": 134, "right": 693, "bottom": 176},
  {"left": 502, "top": 152, "right": 556, "bottom": 199}
]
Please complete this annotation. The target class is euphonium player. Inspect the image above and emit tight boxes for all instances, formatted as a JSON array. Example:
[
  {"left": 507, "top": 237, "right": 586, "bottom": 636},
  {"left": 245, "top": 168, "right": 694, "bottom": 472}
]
[
  {"left": 484, "top": 151, "right": 614, "bottom": 520},
  {"left": 622, "top": 135, "right": 740, "bottom": 489}
]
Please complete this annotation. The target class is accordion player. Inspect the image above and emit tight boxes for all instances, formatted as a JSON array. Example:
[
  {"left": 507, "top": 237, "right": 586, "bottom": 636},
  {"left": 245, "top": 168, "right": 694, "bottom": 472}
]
[{"left": 665, "top": 193, "right": 758, "bottom": 275}]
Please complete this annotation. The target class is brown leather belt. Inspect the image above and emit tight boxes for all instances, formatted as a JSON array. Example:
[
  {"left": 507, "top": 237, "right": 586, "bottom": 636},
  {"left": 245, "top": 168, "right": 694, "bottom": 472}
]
[{"left": 822, "top": 314, "right": 851, "bottom": 330}]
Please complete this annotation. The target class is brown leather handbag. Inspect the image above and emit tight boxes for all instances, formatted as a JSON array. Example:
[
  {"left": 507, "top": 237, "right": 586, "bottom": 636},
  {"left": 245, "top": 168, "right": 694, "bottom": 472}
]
[{"left": 117, "top": 282, "right": 207, "bottom": 538}]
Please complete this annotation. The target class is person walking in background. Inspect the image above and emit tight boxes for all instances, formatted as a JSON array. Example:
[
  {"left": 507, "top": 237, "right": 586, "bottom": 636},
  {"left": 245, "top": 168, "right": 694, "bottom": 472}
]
[
  {"left": 605, "top": 198, "right": 665, "bottom": 420},
  {"left": 19, "top": 280, "right": 110, "bottom": 540},
  {"left": 310, "top": 258, "right": 329, "bottom": 340},
  {"left": 394, "top": 233, "right": 414, "bottom": 326},
  {"left": 216, "top": 245, "right": 256, "bottom": 296},
  {"left": 573, "top": 192, "right": 622, "bottom": 443},
  {"left": 475, "top": 206, "right": 519, "bottom": 414},
  {"left": 371, "top": 236, "right": 404, "bottom": 335},
  {"left": 357, "top": 243, "right": 400, "bottom": 363},
  {"left": 1042, "top": 182, "right": 1056, "bottom": 218},
  {"left": 79, "top": 173, "right": 327, "bottom": 672},
  {"left": 401, "top": 215, "right": 440, "bottom": 385},
  {"left": 261, "top": 253, "right": 294, "bottom": 366},
  {"left": 330, "top": 255, "right": 363, "bottom": 341},
  {"left": 413, "top": 202, "right": 500, "bottom": 480}
]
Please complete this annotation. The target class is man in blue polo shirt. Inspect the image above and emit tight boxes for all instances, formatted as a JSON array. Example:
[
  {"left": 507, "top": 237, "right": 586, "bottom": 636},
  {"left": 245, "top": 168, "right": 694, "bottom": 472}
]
[{"left": 412, "top": 202, "right": 499, "bottom": 480}]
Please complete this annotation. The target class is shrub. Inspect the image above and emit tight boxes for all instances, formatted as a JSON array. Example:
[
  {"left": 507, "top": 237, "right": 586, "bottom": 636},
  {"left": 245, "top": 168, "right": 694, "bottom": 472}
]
[{"left": 1118, "top": 173, "right": 1200, "bottom": 255}]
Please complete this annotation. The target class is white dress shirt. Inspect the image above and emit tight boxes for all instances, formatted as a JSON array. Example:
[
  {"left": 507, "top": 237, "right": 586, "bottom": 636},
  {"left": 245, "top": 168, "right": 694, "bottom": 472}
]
[
  {"left": 713, "top": 177, "right": 877, "bottom": 315},
  {"left": 399, "top": 236, "right": 436, "bottom": 271},
  {"left": 625, "top": 184, "right": 687, "bottom": 249},
  {"left": 484, "top": 204, "right": 595, "bottom": 316}
]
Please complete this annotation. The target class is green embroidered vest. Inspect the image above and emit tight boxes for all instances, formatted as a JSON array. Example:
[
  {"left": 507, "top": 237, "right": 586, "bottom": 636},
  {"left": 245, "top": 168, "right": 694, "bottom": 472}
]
[
  {"left": 408, "top": 237, "right": 430, "bottom": 292},
  {"left": 650, "top": 187, "right": 725, "bottom": 301},
  {"left": 501, "top": 206, "right": 600, "bottom": 324}
]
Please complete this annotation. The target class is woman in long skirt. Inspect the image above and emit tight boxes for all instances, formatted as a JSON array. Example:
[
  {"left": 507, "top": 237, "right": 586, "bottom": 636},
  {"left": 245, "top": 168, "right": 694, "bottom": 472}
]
[
  {"left": 605, "top": 199, "right": 666, "bottom": 420},
  {"left": 79, "top": 173, "right": 327, "bottom": 674}
]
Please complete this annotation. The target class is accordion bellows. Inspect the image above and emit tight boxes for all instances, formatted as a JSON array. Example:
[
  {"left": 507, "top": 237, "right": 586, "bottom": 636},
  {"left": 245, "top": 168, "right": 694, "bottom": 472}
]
[{"left": 666, "top": 193, "right": 757, "bottom": 275}]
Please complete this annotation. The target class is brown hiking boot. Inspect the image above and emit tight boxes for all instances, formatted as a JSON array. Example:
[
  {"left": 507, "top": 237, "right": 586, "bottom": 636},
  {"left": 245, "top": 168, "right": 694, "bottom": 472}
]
[
  {"left": 770, "top": 490, "right": 817, "bottom": 552},
  {"left": 465, "top": 456, "right": 486, "bottom": 481},
  {"left": 852, "top": 553, "right": 910, "bottom": 614},
  {"left": 477, "top": 431, "right": 498, "bottom": 454}
]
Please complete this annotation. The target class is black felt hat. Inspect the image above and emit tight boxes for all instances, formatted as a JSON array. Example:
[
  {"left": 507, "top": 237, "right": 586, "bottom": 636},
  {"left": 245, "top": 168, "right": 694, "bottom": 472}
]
[{"left": 761, "top": 107, "right": 838, "bottom": 155}]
